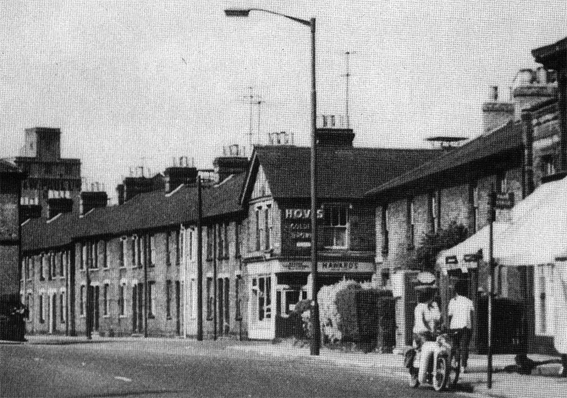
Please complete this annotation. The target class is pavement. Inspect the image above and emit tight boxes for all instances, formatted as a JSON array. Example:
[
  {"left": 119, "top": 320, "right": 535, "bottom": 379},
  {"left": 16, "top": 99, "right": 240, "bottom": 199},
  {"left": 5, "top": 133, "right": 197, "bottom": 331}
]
[{"left": 3, "top": 335, "right": 566, "bottom": 398}]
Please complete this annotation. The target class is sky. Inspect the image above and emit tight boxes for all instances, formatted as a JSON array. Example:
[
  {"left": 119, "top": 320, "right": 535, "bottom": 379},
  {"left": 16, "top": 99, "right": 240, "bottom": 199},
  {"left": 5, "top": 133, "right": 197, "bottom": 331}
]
[{"left": 1, "top": 1, "right": 566, "bottom": 203}]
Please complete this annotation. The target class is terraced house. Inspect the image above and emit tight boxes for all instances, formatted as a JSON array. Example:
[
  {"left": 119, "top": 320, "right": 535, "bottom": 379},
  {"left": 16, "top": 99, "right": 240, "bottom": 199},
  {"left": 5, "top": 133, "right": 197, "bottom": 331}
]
[{"left": 21, "top": 154, "right": 249, "bottom": 339}]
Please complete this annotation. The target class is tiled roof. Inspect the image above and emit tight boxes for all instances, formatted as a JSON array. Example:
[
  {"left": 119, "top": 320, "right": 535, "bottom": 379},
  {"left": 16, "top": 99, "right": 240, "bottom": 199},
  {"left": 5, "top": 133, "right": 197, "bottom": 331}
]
[
  {"left": 21, "top": 212, "right": 79, "bottom": 252},
  {"left": 532, "top": 36, "right": 567, "bottom": 68},
  {"left": 245, "top": 146, "right": 439, "bottom": 201},
  {"left": 21, "top": 173, "right": 246, "bottom": 251},
  {"left": 365, "top": 122, "right": 523, "bottom": 197}
]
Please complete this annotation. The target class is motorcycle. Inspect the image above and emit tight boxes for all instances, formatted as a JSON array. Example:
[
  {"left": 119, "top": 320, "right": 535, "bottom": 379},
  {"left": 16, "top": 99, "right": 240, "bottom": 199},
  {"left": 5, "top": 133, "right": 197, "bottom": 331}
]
[{"left": 405, "top": 332, "right": 460, "bottom": 392}]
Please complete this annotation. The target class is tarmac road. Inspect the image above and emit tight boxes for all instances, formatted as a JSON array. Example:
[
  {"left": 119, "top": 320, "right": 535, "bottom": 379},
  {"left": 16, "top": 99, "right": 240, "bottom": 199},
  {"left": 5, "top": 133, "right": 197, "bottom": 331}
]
[{"left": 0, "top": 338, "right": 467, "bottom": 398}]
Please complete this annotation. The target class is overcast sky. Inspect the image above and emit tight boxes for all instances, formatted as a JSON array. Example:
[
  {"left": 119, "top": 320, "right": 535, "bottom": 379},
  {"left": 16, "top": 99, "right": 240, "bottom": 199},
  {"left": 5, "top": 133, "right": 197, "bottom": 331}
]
[{"left": 1, "top": 1, "right": 566, "bottom": 202}]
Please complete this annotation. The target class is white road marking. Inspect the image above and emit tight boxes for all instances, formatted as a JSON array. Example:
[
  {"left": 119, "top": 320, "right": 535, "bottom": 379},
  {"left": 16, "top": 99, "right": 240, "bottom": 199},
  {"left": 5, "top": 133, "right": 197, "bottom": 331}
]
[{"left": 114, "top": 376, "right": 132, "bottom": 382}]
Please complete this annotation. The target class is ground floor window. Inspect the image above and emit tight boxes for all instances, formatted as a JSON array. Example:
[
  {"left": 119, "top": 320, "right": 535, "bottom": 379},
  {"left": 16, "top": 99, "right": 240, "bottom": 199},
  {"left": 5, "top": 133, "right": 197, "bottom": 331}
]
[
  {"left": 148, "top": 282, "right": 156, "bottom": 318},
  {"left": 103, "top": 284, "right": 110, "bottom": 316},
  {"left": 119, "top": 283, "right": 126, "bottom": 316},
  {"left": 39, "top": 294, "right": 45, "bottom": 323},
  {"left": 80, "top": 286, "right": 86, "bottom": 316},
  {"left": 206, "top": 278, "right": 213, "bottom": 320},
  {"left": 60, "top": 292, "right": 66, "bottom": 323},
  {"left": 251, "top": 275, "right": 271, "bottom": 322}
]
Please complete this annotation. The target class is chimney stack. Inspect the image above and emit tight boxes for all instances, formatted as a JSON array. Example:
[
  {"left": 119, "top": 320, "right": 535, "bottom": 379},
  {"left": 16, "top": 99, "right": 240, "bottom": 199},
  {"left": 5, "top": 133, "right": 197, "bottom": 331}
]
[
  {"left": 80, "top": 191, "right": 108, "bottom": 215},
  {"left": 164, "top": 157, "right": 198, "bottom": 193},
  {"left": 214, "top": 145, "right": 248, "bottom": 183},
  {"left": 47, "top": 198, "right": 73, "bottom": 219}
]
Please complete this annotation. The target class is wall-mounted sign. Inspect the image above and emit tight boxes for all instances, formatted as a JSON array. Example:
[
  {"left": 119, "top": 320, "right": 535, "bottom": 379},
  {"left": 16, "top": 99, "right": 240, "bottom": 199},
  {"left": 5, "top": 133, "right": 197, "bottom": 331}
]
[
  {"left": 279, "top": 261, "right": 375, "bottom": 273},
  {"left": 284, "top": 208, "right": 324, "bottom": 220},
  {"left": 445, "top": 255, "right": 458, "bottom": 265},
  {"left": 495, "top": 192, "right": 514, "bottom": 209}
]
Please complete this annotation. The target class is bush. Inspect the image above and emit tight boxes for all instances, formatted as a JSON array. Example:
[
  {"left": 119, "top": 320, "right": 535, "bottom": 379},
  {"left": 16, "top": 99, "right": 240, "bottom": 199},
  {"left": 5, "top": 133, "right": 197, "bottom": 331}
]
[
  {"left": 318, "top": 279, "right": 360, "bottom": 344},
  {"left": 416, "top": 221, "right": 468, "bottom": 272}
]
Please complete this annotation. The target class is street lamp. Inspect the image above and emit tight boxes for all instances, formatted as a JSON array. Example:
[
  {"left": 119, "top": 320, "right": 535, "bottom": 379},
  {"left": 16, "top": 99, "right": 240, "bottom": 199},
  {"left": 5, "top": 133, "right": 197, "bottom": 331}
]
[{"left": 225, "top": 7, "right": 321, "bottom": 355}]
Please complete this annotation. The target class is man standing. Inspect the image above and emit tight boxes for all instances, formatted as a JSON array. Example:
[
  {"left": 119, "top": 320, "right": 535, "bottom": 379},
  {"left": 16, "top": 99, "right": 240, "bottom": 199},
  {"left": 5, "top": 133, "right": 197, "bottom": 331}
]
[{"left": 448, "top": 280, "right": 474, "bottom": 374}]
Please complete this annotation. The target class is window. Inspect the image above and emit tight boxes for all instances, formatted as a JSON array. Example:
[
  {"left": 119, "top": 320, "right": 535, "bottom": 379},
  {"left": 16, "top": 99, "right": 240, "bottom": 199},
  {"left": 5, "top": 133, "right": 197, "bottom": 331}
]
[
  {"left": 218, "top": 224, "right": 224, "bottom": 259},
  {"left": 165, "top": 231, "right": 171, "bottom": 266},
  {"left": 119, "top": 284, "right": 126, "bottom": 316},
  {"left": 235, "top": 275, "right": 243, "bottom": 320},
  {"left": 39, "top": 294, "right": 45, "bottom": 323},
  {"left": 206, "top": 227, "right": 213, "bottom": 260},
  {"left": 131, "top": 236, "right": 137, "bottom": 266},
  {"left": 92, "top": 242, "right": 98, "bottom": 269},
  {"left": 542, "top": 155, "right": 555, "bottom": 177},
  {"left": 80, "top": 285, "right": 86, "bottom": 316},
  {"left": 497, "top": 171, "right": 508, "bottom": 193},
  {"left": 166, "top": 280, "right": 172, "bottom": 319},
  {"left": 264, "top": 206, "right": 272, "bottom": 250},
  {"left": 381, "top": 205, "right": 389, "bottom": 254},
  {"left": 235, "top": 222, "right": 241, "bottom": 258},
  {"left": 101, "top": 241, "right": 108, "bottom": 269},
  {"left": 120, "top": 238, "right": 127, "bottom": 267},
  {"left": 188, "top": 230, "right": 194, "bottom": 261},
  {"left": 408, "top": 199, "right": 415, "bottom": 249},
  {"left": 322, "top": 205, "right": 348, "bottom": 248},
  {"left": 206, "top": 277, "right": 213, "bottom": 320},
  {"left": 190, "top": 279, "right": 197, "bottom": 319},
  {"left": 81, "top": 244, "right": 87, "bottom": 270},
  {"left": 252, "top": 276, "right": 271, "bottom": 322},
  {"left": 148, "top": 282, "right": 156, "bottom": 318},
  {"left": 255, "top": 209, "right": 261, "bottom": 251},
  {"left": 429, "top": 192, "right": 440, "bottom": 234},
  {"left": 60, "top": 292, "right": 66, "bottom": 323},
  {"left": 470, "top": 183, "right": 479, "bottom": 233},
  {"left": 149, "top": 235, "right": 156, "bottom": 267},
  {"left": 103, "top": 284, "right": 110, "bottom": 316},
  {"left": 60, "top": 252, "right": 65, "bottom": 277},
  {"left": 176, "top": 231, "right": 181, "bottom": 266},
  {"left": 40, "top": 254, "right": 45, "bottom": 280}
]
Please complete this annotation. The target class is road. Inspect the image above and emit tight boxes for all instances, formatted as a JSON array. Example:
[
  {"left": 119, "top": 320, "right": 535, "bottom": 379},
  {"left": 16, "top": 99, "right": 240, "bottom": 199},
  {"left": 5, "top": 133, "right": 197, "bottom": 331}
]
[{"left": 1, "top": 338, "right": 467, "bottom": 398}]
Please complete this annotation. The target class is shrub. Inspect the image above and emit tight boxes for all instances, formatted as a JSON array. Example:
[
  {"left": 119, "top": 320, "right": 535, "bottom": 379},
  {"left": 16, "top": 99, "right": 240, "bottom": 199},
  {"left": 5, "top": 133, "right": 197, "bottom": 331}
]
[
  {"left": 336, "top": 288, "right": 387, "bottom": 342},
  {"left": 317, "top": 279, "right": 360, "bottom": 344}
]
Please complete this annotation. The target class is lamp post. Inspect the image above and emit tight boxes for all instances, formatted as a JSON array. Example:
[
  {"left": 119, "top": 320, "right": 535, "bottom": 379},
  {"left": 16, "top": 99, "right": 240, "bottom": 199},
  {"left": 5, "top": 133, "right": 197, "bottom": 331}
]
[{"left": 225, "top": 8, "right": 321, "bottom": 355}]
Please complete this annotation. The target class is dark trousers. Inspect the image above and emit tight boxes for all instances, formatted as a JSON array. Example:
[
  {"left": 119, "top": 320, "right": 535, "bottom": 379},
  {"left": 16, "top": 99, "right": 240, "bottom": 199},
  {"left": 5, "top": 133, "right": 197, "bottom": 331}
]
[{"left": 451, "top": 327, "right": 472, "bottom": 367}]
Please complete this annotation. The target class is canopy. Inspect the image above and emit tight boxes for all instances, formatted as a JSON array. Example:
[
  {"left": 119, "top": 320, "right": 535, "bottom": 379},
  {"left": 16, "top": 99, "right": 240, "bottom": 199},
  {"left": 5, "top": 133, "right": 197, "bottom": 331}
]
[
  {"left": 436, "top": 222, "right": 510, "bottom": 271},
  {"left": 497, "top": 176, "right": 567, "bottom": 266}
]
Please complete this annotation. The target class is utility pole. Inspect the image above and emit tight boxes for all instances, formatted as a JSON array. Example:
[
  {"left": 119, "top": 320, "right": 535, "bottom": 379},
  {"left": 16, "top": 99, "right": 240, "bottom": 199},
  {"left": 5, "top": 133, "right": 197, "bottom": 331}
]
[
  {"left": 143, "top": 234, "right": 148, "bottom": 338},
  {"left": 85, "top": 244, "right": 91, "bottom": 340},
  {"left": 487, "top": 186, "right": 496, "bottom": 389},
  {"left": 213, "top": 224, "right": 218, "bottom": 341},
  {"left": 197, "top": 176, "right": 203, "bottom": 341}
]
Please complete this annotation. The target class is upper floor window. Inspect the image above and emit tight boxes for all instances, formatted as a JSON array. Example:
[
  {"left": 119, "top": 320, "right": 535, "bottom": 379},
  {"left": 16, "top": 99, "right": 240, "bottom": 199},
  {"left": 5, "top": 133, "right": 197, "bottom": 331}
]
[
  {"left": 471, "top": 182, "right": 480, "bottom": 233},
  {"left": 497, "top": 171, "right": 508, "bottom": 193},
  {"left": 430, "top": 192, "right": 440, "bottom": 234},
  {"left": 381, "top": 205, "right": 389, "bottom": 254},
  {"left": 206, "top": 226, "right": 213, "bottom": 260},
  {"left": 408, "top": 198, "right": 415, "bottom": 249},
  {"left": 264, "top": 206, "right": 272, "bottom": 250},
  {"left": 255, "top": 209, "right": 261, "bottom": 251},
  {"left": 165, "top": 231, "right": 171, "bottom": 266},
  {"left": 218, "top": 224, "right": 225, "bottom": 259},
  {"left": 101, "top": 240, "right": 108, "bottom": 269},
  {"left": 542, "top": 155, "right": 555, "bottom": 177},
  {"left": 322, "top": 205, "right": 348, "bottom": 248},
  {"left": 235, "top": 222, "right": 241, "bottom": 258},
  {"left": 120, "top": 237, "right": 127, "bottom": 267},
  {"left": 149, "top": 235, "right": 156, "bottom": 267}
]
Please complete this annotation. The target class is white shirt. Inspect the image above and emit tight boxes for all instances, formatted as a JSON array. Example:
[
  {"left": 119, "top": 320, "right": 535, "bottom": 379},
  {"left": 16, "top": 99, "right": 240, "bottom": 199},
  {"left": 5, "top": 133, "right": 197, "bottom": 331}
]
[
  {"left": 448, "top": 295, "right": 474, "bottom": 329},
  {"left": 413, "top": 302, "right": 441, "bottom": 334}
]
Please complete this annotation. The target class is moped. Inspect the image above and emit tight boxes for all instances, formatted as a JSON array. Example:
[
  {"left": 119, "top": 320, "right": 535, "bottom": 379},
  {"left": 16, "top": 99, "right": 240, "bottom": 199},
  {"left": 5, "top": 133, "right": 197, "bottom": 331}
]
[{"left": 406, "top": 332, "right": 460, "bottom": 391}]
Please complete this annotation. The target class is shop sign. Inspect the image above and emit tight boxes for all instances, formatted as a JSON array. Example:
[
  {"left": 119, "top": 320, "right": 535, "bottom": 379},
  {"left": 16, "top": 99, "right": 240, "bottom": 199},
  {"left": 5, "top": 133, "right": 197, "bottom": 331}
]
[
  {"left": 279, "top": 261, "right": 374, "bottom": 273},
  {"left": 284, "top": 208, "right": 324, "bottom": 220}
]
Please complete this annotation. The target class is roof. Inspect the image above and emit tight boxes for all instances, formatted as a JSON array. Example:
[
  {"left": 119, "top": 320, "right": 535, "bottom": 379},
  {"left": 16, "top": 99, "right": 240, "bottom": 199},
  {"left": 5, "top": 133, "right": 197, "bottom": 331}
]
[
  {"left": 21, "top": 173, "right": 246, "bottom": 251},
  {"left": 365, "top": 122, "right": 523, "bottom": 197},
  {"left": 241, "top": 146, "right": 440, "bottom": 202},
  {"left": 532, "top": 36, "right": 567, "bottom": 69},
  {"left": 0, "top": 159, "right": 22, "bottom": 174}
]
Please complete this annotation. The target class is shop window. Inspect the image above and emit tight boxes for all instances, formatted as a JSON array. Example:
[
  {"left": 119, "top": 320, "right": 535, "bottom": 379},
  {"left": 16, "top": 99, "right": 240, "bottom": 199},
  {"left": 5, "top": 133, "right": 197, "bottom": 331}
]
[
  {"left": 322, "top": 205, "right": 348, "bottom": 248},
  {"left": 252, "top": 276, "right": 271, "bottom": 322}
]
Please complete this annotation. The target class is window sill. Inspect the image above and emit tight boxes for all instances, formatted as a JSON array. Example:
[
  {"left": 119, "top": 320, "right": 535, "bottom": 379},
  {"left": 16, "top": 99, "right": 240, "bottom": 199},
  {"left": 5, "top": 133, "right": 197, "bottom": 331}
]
[
  {"left": 103, "top": 315, "right": 110, "bottom": 318},
  {"left": 119, "top": 315, "right": 128, "bottom": 319}
]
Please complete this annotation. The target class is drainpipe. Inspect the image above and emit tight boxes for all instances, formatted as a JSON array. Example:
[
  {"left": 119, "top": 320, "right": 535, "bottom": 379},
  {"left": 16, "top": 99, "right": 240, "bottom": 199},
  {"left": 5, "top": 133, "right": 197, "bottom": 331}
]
[
  {"left": 197, "top": 177, "right": 203, "bottom": 341},
  {"left": 521, "top": 111, "right": 535, "bottom": 196},
  {"left": 143, "top": 234, "right": 148, "bottom": 338},
  {"left": 559, "top": 70, "right": 567, "bottom": 171},
  {"left": 213, "top": 224, "right": 217, "bottom": 341}
]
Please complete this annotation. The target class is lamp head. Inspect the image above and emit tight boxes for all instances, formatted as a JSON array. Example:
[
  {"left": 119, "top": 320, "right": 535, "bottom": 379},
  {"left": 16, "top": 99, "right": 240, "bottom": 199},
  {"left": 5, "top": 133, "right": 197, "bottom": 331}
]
[{"left": 224, "top": 8, "right": 251, "bottom": 17}]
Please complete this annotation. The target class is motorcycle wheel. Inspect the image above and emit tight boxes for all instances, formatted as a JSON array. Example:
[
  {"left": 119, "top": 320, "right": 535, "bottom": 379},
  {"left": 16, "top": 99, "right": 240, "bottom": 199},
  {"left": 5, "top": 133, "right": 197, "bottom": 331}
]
[
  {"left": 449, "top": 353, "right": 460, "bottom": 389},
  {"left": 433, "top": 355, "right": 450, "bottom": 392},
  {"left": 408, "top": 367, "right": 419, "bottom": 388}
]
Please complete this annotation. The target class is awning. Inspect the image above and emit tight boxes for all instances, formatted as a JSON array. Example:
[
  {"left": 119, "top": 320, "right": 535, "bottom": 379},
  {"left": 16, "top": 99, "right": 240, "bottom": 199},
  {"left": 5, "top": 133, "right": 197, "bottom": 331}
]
[
  {"left": 436, "top": 222, "right": 510, "bottom": 272},
  {"left": 497, "top": 177, "right": 567, "bottom": 266}
]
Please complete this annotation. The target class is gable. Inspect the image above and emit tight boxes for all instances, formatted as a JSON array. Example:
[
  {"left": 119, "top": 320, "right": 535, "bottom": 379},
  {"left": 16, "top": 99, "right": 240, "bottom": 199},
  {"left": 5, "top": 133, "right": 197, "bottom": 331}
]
[{"left": 251, "top": 165, "right": 272, "bottom": 200}]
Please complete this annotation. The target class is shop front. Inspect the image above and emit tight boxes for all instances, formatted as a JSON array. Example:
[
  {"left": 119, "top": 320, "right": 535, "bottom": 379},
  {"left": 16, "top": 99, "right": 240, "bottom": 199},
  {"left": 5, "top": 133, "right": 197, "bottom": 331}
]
[{"left": 246, "top": 258, "right": 375, "bottom": 340}]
